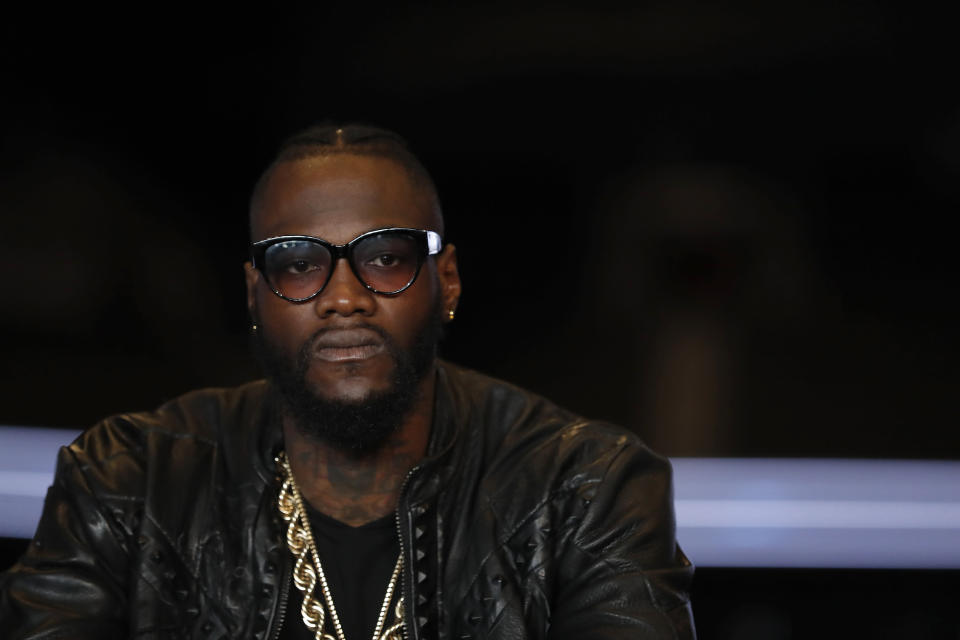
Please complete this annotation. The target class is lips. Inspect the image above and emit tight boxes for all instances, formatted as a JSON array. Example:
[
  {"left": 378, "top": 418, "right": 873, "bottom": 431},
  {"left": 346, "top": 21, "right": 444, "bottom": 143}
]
[{"left": 310, "top": 327, "right": 386, "bottom": 363}]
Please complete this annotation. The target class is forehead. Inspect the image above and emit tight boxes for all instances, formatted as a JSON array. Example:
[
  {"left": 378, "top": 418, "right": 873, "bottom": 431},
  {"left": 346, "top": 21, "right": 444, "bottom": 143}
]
[{"left": 251, "top": 154, "right": 439, "bottom": 244}]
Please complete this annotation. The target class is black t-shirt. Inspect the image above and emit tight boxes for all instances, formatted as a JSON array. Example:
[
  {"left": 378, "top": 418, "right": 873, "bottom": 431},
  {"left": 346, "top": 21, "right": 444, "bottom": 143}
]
[{"left": 277, "top": 507, "right": 400, "bottom": 640}]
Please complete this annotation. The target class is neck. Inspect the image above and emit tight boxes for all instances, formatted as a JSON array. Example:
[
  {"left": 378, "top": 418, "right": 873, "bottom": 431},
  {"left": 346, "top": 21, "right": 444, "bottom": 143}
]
[{"left": 282, "top": 371, "right": 434, "bottom": 526}]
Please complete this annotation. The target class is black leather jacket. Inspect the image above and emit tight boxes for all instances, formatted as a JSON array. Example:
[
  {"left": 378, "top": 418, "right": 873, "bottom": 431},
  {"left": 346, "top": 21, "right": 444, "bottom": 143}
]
[{"left": 1, "top": 362, "right": 695, "bottom": 638}]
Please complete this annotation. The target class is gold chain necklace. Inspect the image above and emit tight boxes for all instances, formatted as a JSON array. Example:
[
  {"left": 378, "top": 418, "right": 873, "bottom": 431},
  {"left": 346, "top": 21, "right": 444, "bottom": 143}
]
[{"left": 276, "top": 452, "right": 406, "bottom": 640}]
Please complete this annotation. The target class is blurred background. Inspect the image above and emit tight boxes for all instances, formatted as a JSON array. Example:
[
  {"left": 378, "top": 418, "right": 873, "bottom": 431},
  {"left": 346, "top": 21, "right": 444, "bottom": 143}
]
[{"left": 1, "top": 2, "right": 958, "bottom": 637}]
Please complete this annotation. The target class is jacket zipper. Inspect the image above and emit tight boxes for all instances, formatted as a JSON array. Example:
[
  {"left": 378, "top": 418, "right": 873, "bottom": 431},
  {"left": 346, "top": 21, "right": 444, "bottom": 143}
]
[
  {"left": 266, "top": 459, "right": 292, "bottom": 640},
  {"left": 395, "top": 465, "right": 421, "bottom": 640},
  {"left": 267, "top": 549, "right": 292, "bottom": 640}
]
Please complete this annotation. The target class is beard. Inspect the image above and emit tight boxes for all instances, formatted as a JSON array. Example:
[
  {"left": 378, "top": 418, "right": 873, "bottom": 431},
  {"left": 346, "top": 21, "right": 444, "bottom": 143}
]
[{"left": 252, "top": 298, "right": 443, "bottom": 454}]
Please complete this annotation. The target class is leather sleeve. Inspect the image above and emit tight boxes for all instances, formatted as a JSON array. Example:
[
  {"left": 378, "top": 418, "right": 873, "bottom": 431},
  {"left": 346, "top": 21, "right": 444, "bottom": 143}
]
[
  {"left": 547, "top": 442, "right": 696, "bottom": 639},
  {"left": 0, "top": 421, "right": 143, "bottom": 638}
]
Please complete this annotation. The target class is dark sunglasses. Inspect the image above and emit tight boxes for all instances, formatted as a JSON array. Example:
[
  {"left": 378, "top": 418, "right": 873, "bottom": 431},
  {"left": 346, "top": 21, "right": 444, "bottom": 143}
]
[{"left": 250, "top": 227, "right": 443, "bottom": 302}]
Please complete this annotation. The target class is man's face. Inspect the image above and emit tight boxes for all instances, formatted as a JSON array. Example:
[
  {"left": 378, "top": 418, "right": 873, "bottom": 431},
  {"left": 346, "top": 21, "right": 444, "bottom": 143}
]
[{"left": 245, "top": 154, "right": 460, "bottom": 440}]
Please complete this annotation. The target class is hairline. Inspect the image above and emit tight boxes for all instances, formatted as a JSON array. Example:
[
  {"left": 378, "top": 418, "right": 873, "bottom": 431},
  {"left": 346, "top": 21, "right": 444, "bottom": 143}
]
[{"left": 249, "top": 151, "right": 444, "bottom": 242}]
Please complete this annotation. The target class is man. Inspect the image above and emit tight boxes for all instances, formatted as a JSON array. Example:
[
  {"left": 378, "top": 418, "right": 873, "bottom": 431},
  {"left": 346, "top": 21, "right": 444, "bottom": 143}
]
[{"left": 0, "top": 124, "right": 695, "bottom": 638}]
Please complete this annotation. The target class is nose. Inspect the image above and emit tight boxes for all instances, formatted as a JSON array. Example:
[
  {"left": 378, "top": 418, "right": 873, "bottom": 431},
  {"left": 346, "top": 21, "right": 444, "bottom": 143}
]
[{"left": 314, "top": 258, "right": 376, "bottom": 318}]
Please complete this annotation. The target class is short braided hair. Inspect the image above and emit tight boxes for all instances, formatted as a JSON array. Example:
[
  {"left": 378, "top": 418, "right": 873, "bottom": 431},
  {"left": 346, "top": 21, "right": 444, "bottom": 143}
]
[{"left": 250, "top": 123, "right": 442, "bottom": 237}]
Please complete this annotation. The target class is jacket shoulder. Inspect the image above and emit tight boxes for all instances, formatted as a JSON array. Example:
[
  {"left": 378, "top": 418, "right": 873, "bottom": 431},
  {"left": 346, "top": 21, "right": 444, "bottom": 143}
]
[
  {"left": 58, "top": 381, "right": 269, "bottom": 491},
  {"left": 439, "top": 361, "right": 663, "bottom": 469},
  {"left": 75, "top": 380, "right": 267, "bottom": 445}
]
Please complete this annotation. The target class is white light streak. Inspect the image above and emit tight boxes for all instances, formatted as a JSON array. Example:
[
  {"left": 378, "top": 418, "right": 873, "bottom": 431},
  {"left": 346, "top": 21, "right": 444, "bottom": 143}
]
[
  {"left": 676, "top": 499, "right": 960, "bottom": 530},
  {"left": 0, "top": 471, "right": 51, "bottom": 498}
]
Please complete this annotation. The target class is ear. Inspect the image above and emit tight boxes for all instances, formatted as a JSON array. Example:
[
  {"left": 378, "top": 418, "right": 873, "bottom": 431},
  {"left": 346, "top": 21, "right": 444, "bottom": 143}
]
[
  {"left": 435, "top": 244, "right": 461, "bottom": 319},
  {"left": 244, "top": 261, "right": 259, "bottom": 320}
]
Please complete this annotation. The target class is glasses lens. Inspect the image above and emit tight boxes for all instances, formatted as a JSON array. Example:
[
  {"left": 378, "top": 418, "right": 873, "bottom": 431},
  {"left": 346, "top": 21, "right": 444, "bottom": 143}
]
[
  {"left": 263, "top": 240, "right": 332, "bottom": 300},
  {"left": 352, "top": 231, "right": 423, "bottom": 293}
]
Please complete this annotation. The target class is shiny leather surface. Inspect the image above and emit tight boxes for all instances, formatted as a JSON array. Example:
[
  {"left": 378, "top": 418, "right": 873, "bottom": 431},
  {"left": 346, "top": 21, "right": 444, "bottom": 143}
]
[{"left": 0, "top": 362, "right": 695, "bottom": 638}]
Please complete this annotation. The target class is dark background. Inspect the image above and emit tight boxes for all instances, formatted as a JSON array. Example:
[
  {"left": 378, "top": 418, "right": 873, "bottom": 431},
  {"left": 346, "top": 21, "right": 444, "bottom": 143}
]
[
  {"left": 1, "top": 3, "right": 957, "bottom": 458},
  {"left": 2, "top": 3, "right": 958, "bottom": 637}
]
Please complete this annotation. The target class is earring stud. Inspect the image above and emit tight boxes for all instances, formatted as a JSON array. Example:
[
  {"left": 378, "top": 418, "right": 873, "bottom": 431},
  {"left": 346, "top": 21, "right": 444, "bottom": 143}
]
[{"left": 447, "top": 309, "right": 455, "bottom": 321}]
